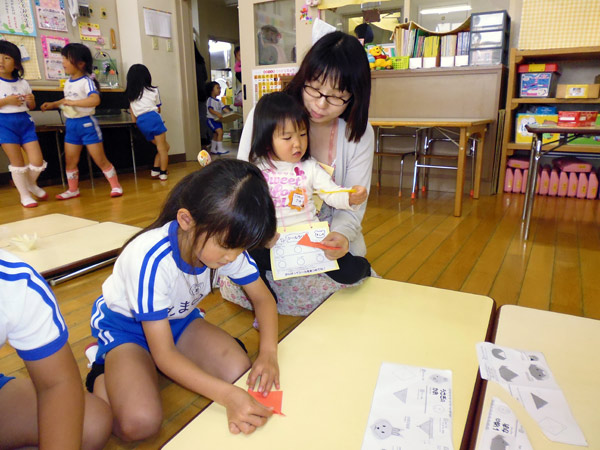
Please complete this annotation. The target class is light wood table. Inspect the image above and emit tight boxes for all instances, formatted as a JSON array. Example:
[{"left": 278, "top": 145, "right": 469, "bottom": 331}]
[
  {"left": 0, "top": 214, "right": 139, "bottom": 281},
  {"left": 165, "top": 277, "right": 495, "bottom": 450},
  {"left": 471, "top": 305, "right": 600, "bottom": 449},
  {"left": 370, "top": 118, "right": 492, "bottom": 216}
]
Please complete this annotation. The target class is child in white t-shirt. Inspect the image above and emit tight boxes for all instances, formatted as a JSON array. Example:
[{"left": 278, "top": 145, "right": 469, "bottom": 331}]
[
  {"left": 41, "top": 43, "right": 123, "bottom": 199},
  {"left": 0, "top": 249, "right": 112, "bottom": 449},
  {"left": 126, "top": 64, "right": 170, "bottom": 180},
  {"left": 205, "top": 81, "right": 232, "bottom": 155},
  {"left": 84, "top": 159, "right": 281, "bottom": 440},
  {"left": 0, "top": 40, "right": 48, "bottom": 208}
]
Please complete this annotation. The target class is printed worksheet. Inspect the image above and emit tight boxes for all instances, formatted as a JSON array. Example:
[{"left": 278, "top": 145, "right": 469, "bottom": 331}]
[
  {"left": 477, "top": 397, "right": 533, "bottom": 450},
  {"left": 270, "top": 222, "right": 338, "bottom": 281},
  {"left": 361, "top": 362, "right": 453, "bottom": 450},
  {"left": 476, "top": 342, "right": 587, "bottom": 446}
]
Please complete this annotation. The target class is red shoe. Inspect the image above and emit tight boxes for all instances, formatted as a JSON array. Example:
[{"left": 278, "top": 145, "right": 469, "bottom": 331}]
[{"left": 22, "top": 200, "right": 38, "bottom": 208}]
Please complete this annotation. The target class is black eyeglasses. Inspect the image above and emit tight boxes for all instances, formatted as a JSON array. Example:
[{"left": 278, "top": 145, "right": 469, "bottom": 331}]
[{"left": 303, "top": 85, "right": 352, "bottom": 106}]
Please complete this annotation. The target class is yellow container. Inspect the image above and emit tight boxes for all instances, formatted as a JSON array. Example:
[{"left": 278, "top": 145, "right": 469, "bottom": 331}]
[{"left": 515, "top": 114, "right": 559, "bottom": 144}]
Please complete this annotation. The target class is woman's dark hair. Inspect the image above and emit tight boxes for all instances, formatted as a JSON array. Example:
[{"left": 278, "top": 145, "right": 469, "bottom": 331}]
[
  {"left": 205, "top": 81, "right": 220, "bottom": 99},
  {"left": 61, "top": 43, "right": 100, "bottom": 91},
  {"left": 286, "top": 31, "right": 371, "bottom": 143},
  {"left": 125, "top": 64, "right": 156, "bottom": 102},
  {"left": 125, "top": 159, "right": 276, "bottom": 259},
  {"left": 249, "top": 92, "right": 310, "bottom": 165},
  {"left": 0, "top": 40, "right": 24, "bottom": 78},
  {"left": 234, "top": 46, "right": 240, "bottom": 56}
]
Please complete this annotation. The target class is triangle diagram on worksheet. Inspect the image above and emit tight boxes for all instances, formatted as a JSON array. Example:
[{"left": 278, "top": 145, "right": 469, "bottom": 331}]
[
  {"left": 393, "top": 389, "right": 408, "bottom": 403},
  {"left": 531, "top": 393, "right": 548, "bottom": 409}
]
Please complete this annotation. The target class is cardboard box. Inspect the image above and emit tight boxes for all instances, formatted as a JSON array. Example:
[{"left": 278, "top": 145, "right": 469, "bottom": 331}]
[
  {"left": 558, "top": 111, "right": 598, "bottom": 126},
  {"left": 515, "top": 114, "right": 559, "bottom": 144},
  {"left": 519, "top": 72, "right": 559, "bottom": 97},
  {"left": 556, "top": 84, "right": 600, "bottom": 99}
]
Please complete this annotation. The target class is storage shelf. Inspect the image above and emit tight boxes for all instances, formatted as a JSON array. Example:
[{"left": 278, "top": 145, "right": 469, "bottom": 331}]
[
  {"left": 498, "top": 46, "right": 600, "bottom": 191},
  {"left": 512, "top": 98, "right": 600, "bottom": 104}
]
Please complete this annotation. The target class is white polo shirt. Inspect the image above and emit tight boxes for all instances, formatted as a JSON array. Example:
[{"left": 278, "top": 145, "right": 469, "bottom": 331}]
[
  {"left": 129, "top": 87, "right": 162, "bottom": 117},
  {"left": 0, "top": 77, "right": 32, "bottom": 113},
  {"left": 0, "top": 250, "right": 68, "bottom": 361},
  {"left": 63, "top": 75, "right": 99, "bottom": 118}
]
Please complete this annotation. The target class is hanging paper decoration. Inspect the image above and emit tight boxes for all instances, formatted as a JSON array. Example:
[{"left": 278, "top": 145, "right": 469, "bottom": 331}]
[{"left": 1, "top": 0, "right": 37, "bottom": 36}]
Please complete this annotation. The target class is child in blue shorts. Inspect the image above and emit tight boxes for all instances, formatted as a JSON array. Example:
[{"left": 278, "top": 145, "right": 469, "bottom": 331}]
[
  {"left": 0, "top": 249, "right": 112, "bottom": 449},
  {"left": 41, "top": 43, "right": 123, "bottom": 200},
  {"left": 206, "top": 81, "right": 231, "bottom": 155},
  {"left": 126, "top": 64, "right": 170, "bottom": 181},
  {"left": 0, "top": 40, "right": 48, "bottom": 208}
]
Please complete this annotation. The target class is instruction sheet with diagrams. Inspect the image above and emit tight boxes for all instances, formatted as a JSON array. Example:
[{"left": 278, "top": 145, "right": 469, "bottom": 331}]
[
  {"left": 478, "top": 397, "right": 533, "bottom": 450},
  {"left": 476, "top": 342, "right": 587, "bottom": 446},
  {"left": 361, "top": 362, "right": 453, "bottom": 450},
  {"left": 270, "top": 222, "right": 338, "bottom": 280}
]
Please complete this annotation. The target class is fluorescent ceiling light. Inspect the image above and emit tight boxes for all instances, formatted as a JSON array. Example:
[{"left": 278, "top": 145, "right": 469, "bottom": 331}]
[{"left": 420, "top": 4, "right": 471, "bottom": 15}]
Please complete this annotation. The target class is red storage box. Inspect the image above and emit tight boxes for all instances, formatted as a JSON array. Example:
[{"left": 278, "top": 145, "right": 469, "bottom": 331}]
[
  {"left": 557, "top": 111, "right": 598, "bottom": 127},
  {"left": 518, "top": 63, "right": 560, "bottom": 73}
]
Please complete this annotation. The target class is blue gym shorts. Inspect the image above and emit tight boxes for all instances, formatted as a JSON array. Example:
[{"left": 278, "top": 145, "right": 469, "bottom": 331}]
[
  {"left": 89, "top": 295, "right": 205, "bottom": 364},
  {"left": 136, "top": 111, "right": 167, "bottom": 141},
  {"left": 0, "top": 112, "right": 38, "bottom": 145},
  {"left": 0, "top": 373, "right": 15, "bottom": 390},
  {"left": 65, "top": 116, "right": 103, "bottom": 146},
  {"left": 207, "top": 118, "right": 223, "bottom": 132}
]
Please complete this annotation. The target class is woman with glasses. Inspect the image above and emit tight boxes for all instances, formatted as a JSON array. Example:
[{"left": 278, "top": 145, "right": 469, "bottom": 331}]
[{"left": 234, "top": 31, "right": 374, "bottom": 315}]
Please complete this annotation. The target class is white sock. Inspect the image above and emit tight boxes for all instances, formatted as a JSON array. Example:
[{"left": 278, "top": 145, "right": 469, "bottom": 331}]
[
  {"left": 211, "top": 141, "right": 217, "bottom": 152},
  {"left": 27, "top": 161, "right": 48, "bottom": 198},
  {"left": 9, "top": 165, "right": 37, "bottom": 206}
]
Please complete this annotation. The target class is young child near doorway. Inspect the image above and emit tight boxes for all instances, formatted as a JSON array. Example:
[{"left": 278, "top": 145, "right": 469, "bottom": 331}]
[
  {"left": 0, "top": 40, "right": 48, "bottom": 208},
  {"left": 125, "top": 64, "right": 170, "bottom": 181},
  {"left": 84, "top": 159, "right": 280, "bottom": 440},
  {"left": 205, "top": 81, "right": 231, "bottom": 155},
  {"left": 41, "top": 43, "right": 123, "bottom": 199},
  {"left": 247, "top": 92, "right": 371, "bottom": 299},
  {"left": 0, "top": 249, "right": 112, "bottom": 449}
]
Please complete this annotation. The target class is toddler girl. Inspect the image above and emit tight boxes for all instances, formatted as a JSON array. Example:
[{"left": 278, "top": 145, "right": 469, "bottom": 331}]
[
  {"left": 125, "top": 63, "right": 170, "bottom": 181},
  {"left": 0, "top": 40, "right": 48, "bottom": 207},
  {"left": 41, "top": 43, "right": 122, "bottom": 199},
  {"left": 248, "top": 91, "right": 371, "bottom": 298},
  {"left": 85, "top": 159, "right": 280, "bottom": 440}
]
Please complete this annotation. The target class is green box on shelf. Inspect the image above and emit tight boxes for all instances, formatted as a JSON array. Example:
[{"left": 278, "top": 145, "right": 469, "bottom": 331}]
[
  {"left": 391, "top": 56, "right": 409, "bottom": 70},
  {"left": 568, "top": 117, "right": 600, "bottom": 145}
]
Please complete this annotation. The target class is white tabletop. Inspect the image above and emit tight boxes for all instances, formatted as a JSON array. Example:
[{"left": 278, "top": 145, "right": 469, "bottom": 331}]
[{"left": 165, "top": 277, "right": 494, "bottom": 449}]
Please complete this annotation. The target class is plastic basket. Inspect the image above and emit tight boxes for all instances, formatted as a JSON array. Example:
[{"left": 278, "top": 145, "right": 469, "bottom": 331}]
[
  {"left": 92, "top": 51, "right": 119, "bottom": 88},
  {"left": 391, "top": 56, "right": 409, "bottom": 70}
]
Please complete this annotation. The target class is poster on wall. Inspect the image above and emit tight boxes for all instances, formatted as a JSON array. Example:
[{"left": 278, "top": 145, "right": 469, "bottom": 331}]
[
  {"left": 35, "top": 0, "right": 64, "bottom": 9},
  {"left": 41, "top": 34, "right": 68, "bottom": 79},
  {"left": 0, "top": 0, "right": 37, "bottom": 36},
  {"left": 36, "top": 6, "right": 67, "bottom": 31},
  {"left": 79, "top": 22, "right": 101, "bottom": 41},
  {"left": 252, "top": 66, "right": 298, "bottom": 105},
  {"left": 143, "top": 7, "right": 171, "bottom": 38}
]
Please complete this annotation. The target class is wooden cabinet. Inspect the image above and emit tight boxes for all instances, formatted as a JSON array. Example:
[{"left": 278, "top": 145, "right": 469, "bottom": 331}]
[{"left": 498, "top": 46, "right": 600, "bottom": 191}]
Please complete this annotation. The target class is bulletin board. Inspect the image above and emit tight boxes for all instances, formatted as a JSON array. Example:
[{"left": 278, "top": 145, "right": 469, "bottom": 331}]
[{"left": 0, "top": 0, "right": 123, "bottom": 87}]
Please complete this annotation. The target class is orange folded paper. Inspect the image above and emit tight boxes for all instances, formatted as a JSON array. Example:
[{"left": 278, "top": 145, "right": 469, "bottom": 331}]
[
  {"left": 297, "top": 233, "right": 340, "bottom": 251},
  {"left": 248, "top": 390, "right": 285, "bottom": 416}
]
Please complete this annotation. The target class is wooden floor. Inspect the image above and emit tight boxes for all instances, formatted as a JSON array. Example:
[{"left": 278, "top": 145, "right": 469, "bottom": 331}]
[{"left": 1, "top": 160, "right": 599, "bottom": 449}]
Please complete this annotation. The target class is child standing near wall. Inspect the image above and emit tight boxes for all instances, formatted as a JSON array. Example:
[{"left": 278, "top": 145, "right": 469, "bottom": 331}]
[
  {"left": 0, "top": 40, "right": 48, "bottom": 208},
  {"left": 125, "top": 64, "right": 170, "bottom": 181},
  {"left": 248, "top": 92, "right": 371, "bottom": 298},
  {"left": 85, "top": 159, "right": 280, "bottom": 440},
  {"left": 41, "top": 43, "right": 122, "bottom": 199},
  {"left": 206, "top": 81, "right": 230, "bottom": 155}
]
